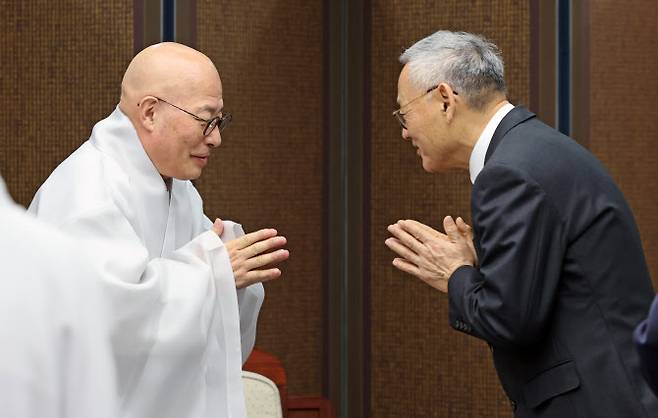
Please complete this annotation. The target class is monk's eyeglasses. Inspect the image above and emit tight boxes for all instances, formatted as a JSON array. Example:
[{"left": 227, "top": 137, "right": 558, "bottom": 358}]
[{"left": 153, "top": 96, "right": 232, "bottom": 136}]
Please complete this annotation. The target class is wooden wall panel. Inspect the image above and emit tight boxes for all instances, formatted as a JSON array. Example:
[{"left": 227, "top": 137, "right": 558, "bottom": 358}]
[
  {"left": 588, "top": 1, "right": 658, "bottom": 287},
  {"left": 0, "top": 1, "right": 133, "bottom": 206},
  {"left": 196, "top": 0, "right": 325, "bottom": 396}
]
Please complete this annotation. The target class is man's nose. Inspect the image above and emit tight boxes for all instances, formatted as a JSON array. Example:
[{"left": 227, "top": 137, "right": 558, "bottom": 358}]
[
  {"left": 401, "top": 127, "right": 410, "bottom": 140},
  {"left": 206, "top": 127, "right": 221, "bottom": 148}
]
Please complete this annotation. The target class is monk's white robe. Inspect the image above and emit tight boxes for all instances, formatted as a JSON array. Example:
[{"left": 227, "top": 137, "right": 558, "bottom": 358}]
[
  {"left": 0, "top": 177, "right": 117, "bottom": 418},
  {"left": 28, "top": 107, "right": 264, "bottom": 418}
]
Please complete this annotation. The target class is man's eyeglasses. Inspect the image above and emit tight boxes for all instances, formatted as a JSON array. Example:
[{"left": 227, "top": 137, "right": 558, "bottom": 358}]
[
  {"left": 154, "top": 96, "right": 232, "bottom": 136},
  {"left": 392, "top": 85, "right": 457, "bottom": 129}
]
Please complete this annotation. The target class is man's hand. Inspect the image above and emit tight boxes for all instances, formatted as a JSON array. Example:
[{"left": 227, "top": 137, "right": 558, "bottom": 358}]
[
  {"left": 385, "top": 216, "right": 476, "bottom": 293},
  {"left": 212, "top": 219, "right": 289, "bottom": 289},
  {"left": 455, "top": 216, "right": 477, "bottom": 265}
]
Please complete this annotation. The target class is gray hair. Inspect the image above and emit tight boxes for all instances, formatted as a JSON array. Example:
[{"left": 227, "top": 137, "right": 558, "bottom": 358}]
[{"left": 400, "top": 31, "right": 506, "bottom": 109}]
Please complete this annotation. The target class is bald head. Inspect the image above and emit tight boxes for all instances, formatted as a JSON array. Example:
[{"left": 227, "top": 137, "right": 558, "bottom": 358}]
[
  {"left": 120, "top": 42, "right": 222, "bottom": 117},
  {"left": 118, "top": 43, "right": 225, "bottom": 181}
]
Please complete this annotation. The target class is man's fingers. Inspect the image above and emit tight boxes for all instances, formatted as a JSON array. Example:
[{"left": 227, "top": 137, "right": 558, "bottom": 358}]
[
  {"left": 394, "top": 258, "right": 448, "bottom": 292},
  {"left": 455, "top": 217, "right": 472, "bottom": 235},
  {"left": 455, "top": 217, "right": 474, "bottom": 246},
  {"left": 402, "top": 219, "right": 444, "bottom": 240},
  {"left": 392, "top": 257, "right": 422, "bottom": 277},
  {"left": 212, "top": 218, "right": 224, "bottom": 236},
  {"left": 396, "top": 219, "right": 437, "bottom": 243},
  {"left": 232, "top": 228, "right": 280, "bottom": 250},
  {"left": 244, "top": 249, "right": 290, "bottom": 271},
  {"left": 443, "top": 216, "right": 461, "bottom": 241},
  {"left": 388, "top": 223, "right": 425, "bottom": 254},
  {"left": 385, "top": 236, "right": 420, "bottom": 264}
]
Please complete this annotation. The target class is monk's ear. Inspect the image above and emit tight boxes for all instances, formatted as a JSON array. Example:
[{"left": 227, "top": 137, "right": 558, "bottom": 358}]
[{"left": 136, "top": 96, "right": 158, "bottom": 132}]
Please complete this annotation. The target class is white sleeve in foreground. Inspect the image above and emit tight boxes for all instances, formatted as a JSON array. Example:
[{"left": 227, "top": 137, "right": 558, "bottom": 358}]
[{"left": 212, "top": 219, "right": 265, "bottom": 364}]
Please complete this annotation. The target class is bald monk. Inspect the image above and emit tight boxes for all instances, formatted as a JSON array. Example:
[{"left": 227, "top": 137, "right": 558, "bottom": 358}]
[{"left": 29, "top": 43, "right": 289, "bottom": 418}]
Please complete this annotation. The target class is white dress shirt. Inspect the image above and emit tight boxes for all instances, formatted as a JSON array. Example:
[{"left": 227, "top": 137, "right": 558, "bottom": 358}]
[{"left": 468, "top": 103, "right": 515, "bottom": 183}]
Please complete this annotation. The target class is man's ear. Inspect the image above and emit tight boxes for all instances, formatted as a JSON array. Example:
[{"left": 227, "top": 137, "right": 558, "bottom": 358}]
[
  {"left": 437, "top": 83, "right": 457, "bottom": 121},
  {"left": 136, "top": 96, "right": 158, "bottom": 133}
]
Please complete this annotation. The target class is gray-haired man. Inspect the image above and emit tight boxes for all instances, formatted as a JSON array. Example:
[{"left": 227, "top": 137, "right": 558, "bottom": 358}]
[{"left": 385, "top": 30, "right": 658, "bottom": 417}]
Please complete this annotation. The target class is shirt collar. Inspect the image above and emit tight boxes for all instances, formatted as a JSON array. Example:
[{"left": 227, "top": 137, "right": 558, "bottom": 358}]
[{"left": 468, "top": 103, "right": 515, "bottom": 183}]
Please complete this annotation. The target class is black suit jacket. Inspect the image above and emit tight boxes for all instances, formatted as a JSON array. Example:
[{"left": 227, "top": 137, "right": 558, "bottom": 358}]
[
  {"left": 448, "top": 107, "right": 658, "bottom": 418},
  {"left": 635, "top": 294, "right": 658, "bottom": 395}
]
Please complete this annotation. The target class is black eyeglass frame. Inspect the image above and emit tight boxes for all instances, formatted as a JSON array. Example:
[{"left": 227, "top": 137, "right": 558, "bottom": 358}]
[
  {"left": 153, "top": 96, "right": 232, "bottom": 136},
  {"left": 392, "top": 85, "right": 458, "bottom": 129}
]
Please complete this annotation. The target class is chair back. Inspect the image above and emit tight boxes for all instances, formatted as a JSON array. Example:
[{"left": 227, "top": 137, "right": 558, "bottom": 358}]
[{"left": 242, "top": 370, "right": 284, "bottom": 418}]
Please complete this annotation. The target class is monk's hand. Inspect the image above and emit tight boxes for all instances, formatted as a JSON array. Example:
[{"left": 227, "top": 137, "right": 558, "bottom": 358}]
[
  {"left": 212, "top": 219, "right": 289, "bottom": 288},
  {"left": 385, "top": 216, "right": 476, "bottom": 293}
]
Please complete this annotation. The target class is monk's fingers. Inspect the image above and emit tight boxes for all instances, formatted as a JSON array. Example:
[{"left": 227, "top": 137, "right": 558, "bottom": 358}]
[
  {"left": 241, "top": 235, "right": 287, "bottom": 259},
  {"left": 385, "top": 237, "right": 421, "bottom": 264},
  {"left": 231, "top": 228, "right": 279, "bottom": 250},
  {"left": 211, "top": 218, "right": 224, "bottom": 236},
  {"left": 392, "top": 257, "right": 422, "bottom": 278},
  {"left": 228, "top": 233, "right": 285, "bottom": 258},
  {"left": 236, "top": 268, "right": 282, "bottom": 289},
  {"left": 243, "top": 249, "right": 290, "bottom": 271}
]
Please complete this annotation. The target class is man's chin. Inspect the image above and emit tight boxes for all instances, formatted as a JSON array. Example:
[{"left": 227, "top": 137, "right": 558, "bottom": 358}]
[
  {"left": 421, "top": 158, "right": 436, "bottom": 173},
  {"left": 421, "top": 158, "right": 449, "bottom": 174}
]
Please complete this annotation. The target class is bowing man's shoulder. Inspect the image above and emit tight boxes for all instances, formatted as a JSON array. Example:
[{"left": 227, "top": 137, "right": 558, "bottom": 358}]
[{"left": 474, "top": 161, "right": 540, "bottom": 195}]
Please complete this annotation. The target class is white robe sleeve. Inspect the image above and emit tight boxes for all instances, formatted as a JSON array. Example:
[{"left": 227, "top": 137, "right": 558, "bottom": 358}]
[
  {"left": 202, "top": 216, "right": 265, "bottom": 364},
  {"left": 0, "top": 190, "right": 117, "bottom": 418},
  {"left": 31, "top": 203, "right": 250, "bottom": 418}
]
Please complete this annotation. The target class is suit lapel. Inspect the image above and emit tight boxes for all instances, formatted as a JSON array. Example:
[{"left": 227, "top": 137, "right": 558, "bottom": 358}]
[{"left": 484, "top": 106, "right": 536, "bottom": 163}]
